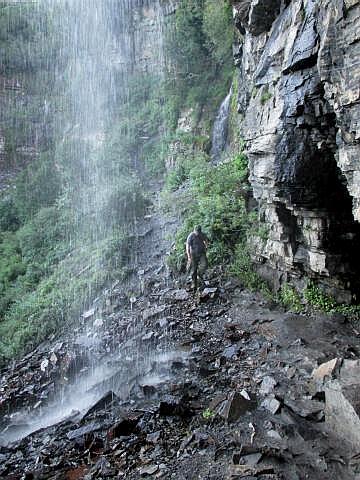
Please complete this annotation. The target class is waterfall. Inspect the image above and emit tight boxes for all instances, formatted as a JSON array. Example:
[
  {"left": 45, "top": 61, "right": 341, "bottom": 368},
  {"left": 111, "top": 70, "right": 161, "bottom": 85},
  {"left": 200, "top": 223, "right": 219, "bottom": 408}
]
[
  {"left": 0, "top": 0, "right": 175, "bottom": 445},
  {"left": 211, "top": 87, "right": 232, "bottom": 163},
  {"left": 38, "top": 0, "right": 165, "bottom": 243}
]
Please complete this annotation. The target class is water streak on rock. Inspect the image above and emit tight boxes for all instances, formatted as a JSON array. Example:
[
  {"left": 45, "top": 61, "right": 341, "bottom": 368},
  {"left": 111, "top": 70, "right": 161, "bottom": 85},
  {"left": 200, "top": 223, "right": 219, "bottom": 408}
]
[{"left": 211, "top": 87, "right": 232, "bottom": 163}]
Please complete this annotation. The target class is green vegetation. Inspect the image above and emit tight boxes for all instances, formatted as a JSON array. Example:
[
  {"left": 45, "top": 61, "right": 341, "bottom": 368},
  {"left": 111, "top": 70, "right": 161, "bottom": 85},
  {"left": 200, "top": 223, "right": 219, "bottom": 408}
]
[
  {"left": 0, "top": 3, "right": 59, "bottom": 73},
  {"left": 279, "top": 283, "right": 303, "bottom": 313},
  {"left": 303, "top": 281, "right": 360, "bottom": 319},
  {"left": 277, "top": 281, "right": 360, "bottom": 319},
  {"left": 202, "top": 408, "right": 216, "bottom": 420},
  {"left": 303, "top": 281, "right": 336, "bottom": 312},
  {"left": 167, "top": 151, "right": 250, "bottom": 271},
  {"left": 260, "top": 86, "right": 273, "bottom": 105},
  {"left": 165, "top": 0, "right": 234, "bottom": 120},
  {"left": 231, "top": 242, "right": 272, "bottom": 298},
  {"left": 0, "top": 116, "right": 147, "bottom": 363},
  {"left": 203, "top": 1, "right": 234, "bottom": 65}
]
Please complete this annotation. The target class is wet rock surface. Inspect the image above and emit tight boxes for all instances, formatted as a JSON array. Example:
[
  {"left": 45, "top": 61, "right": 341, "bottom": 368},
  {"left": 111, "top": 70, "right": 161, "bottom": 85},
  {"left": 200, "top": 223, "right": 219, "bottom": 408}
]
[
  {"left": 233, "top": 0, "right": 360, "bottom": 300},
  {"left": 1, "top": 266, "right": 360, "bottom": 478},
  {"left": 1, "top": 187, "right": 360, "bottom": 479}
]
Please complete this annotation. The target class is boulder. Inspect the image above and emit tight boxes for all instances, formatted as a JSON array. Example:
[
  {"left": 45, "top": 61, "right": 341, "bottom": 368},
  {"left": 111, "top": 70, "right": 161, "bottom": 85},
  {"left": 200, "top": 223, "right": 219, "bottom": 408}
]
[
  {"left": 67, "top": 422, "right": 102, "bottom": 440},
  {"left": 218, "top": 391, "right": 257, "bottom": 422},
  {"left": 261, "top": 396, "right": 281, "bottom": 415},
  {"left": 312, "top": 358, "right": 341, "bottom": 384},
  {"left": 325, "top": 360, "right": 360, "bottom": 449},
  {"left": 259, "top": 376, "right": 277, "bottom": 395}
]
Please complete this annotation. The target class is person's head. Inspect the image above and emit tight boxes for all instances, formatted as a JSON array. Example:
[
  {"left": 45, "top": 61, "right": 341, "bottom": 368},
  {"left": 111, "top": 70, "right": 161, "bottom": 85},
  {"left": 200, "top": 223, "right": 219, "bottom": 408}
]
[{"left": 194, "top": 225, "right": 202, "bottom": 234}]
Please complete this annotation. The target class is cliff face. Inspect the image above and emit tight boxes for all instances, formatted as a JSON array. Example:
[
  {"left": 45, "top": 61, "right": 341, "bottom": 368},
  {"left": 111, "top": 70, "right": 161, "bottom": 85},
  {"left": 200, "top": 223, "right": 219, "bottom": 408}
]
[{"left": 233, "top": 0, "right": 360, "bottom": 301}]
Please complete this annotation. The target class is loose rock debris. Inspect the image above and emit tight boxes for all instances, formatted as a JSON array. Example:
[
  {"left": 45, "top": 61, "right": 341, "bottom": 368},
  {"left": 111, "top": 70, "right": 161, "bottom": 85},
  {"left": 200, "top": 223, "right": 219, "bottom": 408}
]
[{"left": 1, "top": 236, "right": 360, "bottom": 479}]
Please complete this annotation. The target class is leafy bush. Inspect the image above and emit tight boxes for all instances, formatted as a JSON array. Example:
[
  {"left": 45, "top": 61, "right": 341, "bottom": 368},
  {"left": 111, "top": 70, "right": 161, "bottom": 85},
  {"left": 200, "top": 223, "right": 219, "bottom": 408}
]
[
  {"left": 0, "top": 229, "right": 130, "bottom": 362},
  {"left": 165, "top": 0, "right": 233, "bottom": 115},
  {"left": 231, "top": 241, "right": 272, "bottom": 297},
  {"left": 304, "top": 281, "right": 337, "bottom": 312},
  {"left": 302, "top": 281, "right": 360, "bottom": 320},
  {"left": 0, "top": 232, "right": 26, "bottom": 292},
  {"left": 202, "top": 408, "right": 215, "bottom": 420},
  {"left": 279, "top": 283, "right": 303, "bottom": 312},
  {"left": 14, "top": 153, "right": 61, "bottom": 221},
  {"left": 203, "top": 0, "right": 233, "bottom": 65},
  {"left": 17, "top": 206, "right": 68, "bottom": 265},
  {"left": 0, "top": 196, "right": 20, "bottom": 232},
  {"left": 168, "top": 151, "right": 250, "bottom": 271}
]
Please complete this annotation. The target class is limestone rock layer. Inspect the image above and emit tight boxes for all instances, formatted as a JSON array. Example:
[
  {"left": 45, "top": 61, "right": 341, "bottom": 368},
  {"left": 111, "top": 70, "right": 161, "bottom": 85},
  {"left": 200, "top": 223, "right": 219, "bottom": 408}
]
[{"left": 233, "top": 0, "right": 360, "bottom": 300}]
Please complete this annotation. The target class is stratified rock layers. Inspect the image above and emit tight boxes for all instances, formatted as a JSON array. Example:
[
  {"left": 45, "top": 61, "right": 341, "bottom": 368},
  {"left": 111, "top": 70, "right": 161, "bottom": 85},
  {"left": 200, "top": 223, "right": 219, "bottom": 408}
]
[{"left": 234, "top": 0, "right": 360, "bottom": 300}]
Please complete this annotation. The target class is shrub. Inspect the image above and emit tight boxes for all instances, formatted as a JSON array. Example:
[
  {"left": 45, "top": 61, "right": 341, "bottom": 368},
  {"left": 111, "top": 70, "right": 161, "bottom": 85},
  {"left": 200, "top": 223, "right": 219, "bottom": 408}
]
[
  {"left": 304, "top": 281, "right": 337, "bottom": 312},
  {"left": 231, "top": 242, "right": 272, "bottom": 298},
  {"left": 203, "top": 0, "right": 233, "bottom": 65},
  {"left": 168, "top": 151, "right": 250, "bottom": 271},
  {"left": 165, "top": 0, "right": 233, "bottom": 115},
  {"left": 14, "top": 153, "right": 61, "bottom": 221},
  {"left": 279, "top": 283, "right": 303, "bottom": 312},
  {"left": 202, "top": 408, "right": 215, "bottom": 420},
  {"left": 0, "top": 196, "right": 20, "bottom": 232}
]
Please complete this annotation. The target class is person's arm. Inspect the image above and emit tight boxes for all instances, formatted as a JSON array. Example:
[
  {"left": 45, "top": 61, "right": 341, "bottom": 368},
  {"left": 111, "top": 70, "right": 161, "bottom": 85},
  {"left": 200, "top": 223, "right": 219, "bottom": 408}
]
[
  {"left": 186, "top": 242, "right": 191, "bottom": 261},
  {"left": 202, "top": 233, "right": 210, "bottom": 249},
  {"left": 186, "top": 236, "right": 192, "bottom": 272}
]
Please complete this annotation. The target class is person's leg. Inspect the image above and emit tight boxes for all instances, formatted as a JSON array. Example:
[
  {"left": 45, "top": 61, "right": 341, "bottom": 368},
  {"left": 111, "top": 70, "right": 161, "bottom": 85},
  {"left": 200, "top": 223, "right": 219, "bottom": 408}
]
[
  {"left": 192, "top": 256, "right": 199, "bottom": 290},
  {"left": 198, "top": 253, "right": 208, "bottom": 286}
]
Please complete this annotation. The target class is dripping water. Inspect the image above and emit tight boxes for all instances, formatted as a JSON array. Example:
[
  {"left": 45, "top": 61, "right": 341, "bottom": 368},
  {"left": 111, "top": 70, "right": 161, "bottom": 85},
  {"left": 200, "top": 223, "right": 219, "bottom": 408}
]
[{"left": 211, "top": 87, "right": 232, "bottom": 163}]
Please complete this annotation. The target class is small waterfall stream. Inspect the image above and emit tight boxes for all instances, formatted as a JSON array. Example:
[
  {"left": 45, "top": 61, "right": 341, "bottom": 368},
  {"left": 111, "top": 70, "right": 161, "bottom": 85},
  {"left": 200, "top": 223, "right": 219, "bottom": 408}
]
[{"left": 211, "top": 87, "right": 232, "bottom": 163}]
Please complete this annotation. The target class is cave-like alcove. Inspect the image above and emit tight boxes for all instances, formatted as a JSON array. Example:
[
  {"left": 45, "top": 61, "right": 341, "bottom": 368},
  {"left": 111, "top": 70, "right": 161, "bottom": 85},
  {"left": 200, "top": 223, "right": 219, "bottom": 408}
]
[{"left": 275, "top": 88, "right": 360, "bottom": 300}]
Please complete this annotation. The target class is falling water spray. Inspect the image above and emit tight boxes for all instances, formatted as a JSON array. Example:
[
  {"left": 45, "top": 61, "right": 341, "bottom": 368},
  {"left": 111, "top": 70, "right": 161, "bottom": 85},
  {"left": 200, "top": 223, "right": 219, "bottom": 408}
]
[{"left": 0, "top": 0, "right": 180, "bottom": 445}]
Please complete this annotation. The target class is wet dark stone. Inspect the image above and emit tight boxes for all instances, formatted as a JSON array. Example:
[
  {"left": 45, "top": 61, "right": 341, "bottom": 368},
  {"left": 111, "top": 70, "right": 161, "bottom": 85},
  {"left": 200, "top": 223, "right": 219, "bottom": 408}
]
[
  {"left": 107, "top": 416, "right": 141, "bottom": 439},
  {"left": 142, "top": 385, "right": 157, "bottom": 397},
  {"left": 171, "top": 360, "right": 185, "bottom": 371},
  {"left": 81, "top": 391, "right": 119, "bottom": 421},
  {"left": 159, "top": 395, "right": 193, "bottom": 418},
  {"left": 284, "top": 397, "right": 324, "bottom": 420},
  {"left": 198, "top": 361, "right": 217, "bottom": 378},
  {"left": 218, "top": 391, "right": 257, "bottom": 423},
  {"left": 67, "top": 422, "right": 102, "bottom": 440},
  {"left": 248, "top": 0, "right": 281, "bottom": 35}
]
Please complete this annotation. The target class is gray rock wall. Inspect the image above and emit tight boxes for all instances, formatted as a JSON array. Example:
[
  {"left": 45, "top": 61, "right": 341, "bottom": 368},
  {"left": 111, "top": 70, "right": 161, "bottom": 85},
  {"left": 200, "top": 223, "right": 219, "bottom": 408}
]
[{"left": 233, "top": 0, "right": 360, "bottom": 301}]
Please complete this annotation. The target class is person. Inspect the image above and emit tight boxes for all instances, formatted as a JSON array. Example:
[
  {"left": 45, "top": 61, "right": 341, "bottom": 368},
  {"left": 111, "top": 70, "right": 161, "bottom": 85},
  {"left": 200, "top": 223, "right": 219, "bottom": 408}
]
[{"left": 186, "top": 225, "right": 209, "bottom": 290}]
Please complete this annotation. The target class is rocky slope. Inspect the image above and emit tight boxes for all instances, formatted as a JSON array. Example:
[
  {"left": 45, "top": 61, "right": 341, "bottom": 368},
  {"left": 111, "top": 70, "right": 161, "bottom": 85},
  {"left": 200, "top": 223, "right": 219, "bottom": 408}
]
[
  {"left": 233, "top": 0, "right": 360, "bottom": 301},
  {"left": 1, "top": 190, "right": 360, "bottom": 479}
]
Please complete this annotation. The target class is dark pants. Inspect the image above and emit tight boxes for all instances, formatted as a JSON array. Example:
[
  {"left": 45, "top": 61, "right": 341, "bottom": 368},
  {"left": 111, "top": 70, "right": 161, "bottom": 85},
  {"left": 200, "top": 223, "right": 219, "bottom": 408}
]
[{"left": 191, "top": 252, "right": 208, "bottom": 290}]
